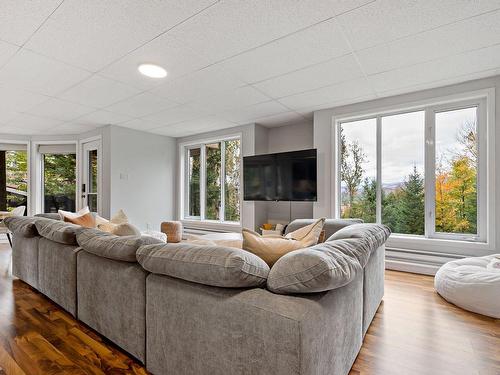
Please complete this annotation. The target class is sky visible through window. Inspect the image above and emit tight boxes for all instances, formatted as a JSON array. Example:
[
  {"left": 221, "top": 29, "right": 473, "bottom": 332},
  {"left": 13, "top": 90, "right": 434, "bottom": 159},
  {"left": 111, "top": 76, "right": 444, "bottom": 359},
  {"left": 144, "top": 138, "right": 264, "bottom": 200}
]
[{"left": 341, "top": 109, "right": 475, "bottom": 186}]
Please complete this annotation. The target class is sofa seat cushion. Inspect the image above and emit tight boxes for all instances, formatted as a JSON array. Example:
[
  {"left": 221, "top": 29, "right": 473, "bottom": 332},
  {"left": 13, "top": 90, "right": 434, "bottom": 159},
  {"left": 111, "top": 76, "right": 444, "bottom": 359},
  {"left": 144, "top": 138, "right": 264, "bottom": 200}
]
[
  {"left": 267, "top": 240, "right": 363, "bottom": 294},
  {"left": 137, "top": 242, "right": 270, "bottom": 288},
  {"left": 4, "top": 216, "right": 38, "bottom": 237},
  {"left": 77, "top": 228, "right": 162, "bottom": 262},
  {"left": 34, "top": 218, "right": 79, "bottom": 245}
]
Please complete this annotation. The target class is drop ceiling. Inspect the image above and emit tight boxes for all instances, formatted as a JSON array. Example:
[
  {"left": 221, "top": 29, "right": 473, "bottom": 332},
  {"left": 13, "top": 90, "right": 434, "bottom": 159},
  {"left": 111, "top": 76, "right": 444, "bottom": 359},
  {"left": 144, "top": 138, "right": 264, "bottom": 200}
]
[{"left": 1, "top": 0, "right": 500, "bottom": 137}]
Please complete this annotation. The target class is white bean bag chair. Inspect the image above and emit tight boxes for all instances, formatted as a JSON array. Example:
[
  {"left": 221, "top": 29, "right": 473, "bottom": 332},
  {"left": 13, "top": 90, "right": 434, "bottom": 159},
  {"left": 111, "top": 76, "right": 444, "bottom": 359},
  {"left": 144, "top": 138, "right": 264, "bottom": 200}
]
[{"left": 435, "top": 254, "right": 500, "bottom": 318}]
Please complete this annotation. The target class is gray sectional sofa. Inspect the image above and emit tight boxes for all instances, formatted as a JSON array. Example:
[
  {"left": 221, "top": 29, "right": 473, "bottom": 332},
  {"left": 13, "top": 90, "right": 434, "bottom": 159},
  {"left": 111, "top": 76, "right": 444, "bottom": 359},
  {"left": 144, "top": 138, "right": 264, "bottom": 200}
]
[{"left": 5, "top": 216, "right": 390, "bottom": 375}]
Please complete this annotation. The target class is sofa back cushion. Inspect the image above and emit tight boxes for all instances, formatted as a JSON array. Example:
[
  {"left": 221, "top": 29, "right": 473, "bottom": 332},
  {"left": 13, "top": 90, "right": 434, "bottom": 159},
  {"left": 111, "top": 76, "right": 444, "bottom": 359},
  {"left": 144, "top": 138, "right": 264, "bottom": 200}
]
[
  {"left": 327, "top": 223, "right": 391, "bottom": 253},
  {"left": 267, "top": 240, "right": 363, "bottom": 294},
  {"left": 35, "top": 218, "right": 79, "bottom": 245},
  {"left": 137, "top": 243, "right": 270, "bottom": 288},
  {"left": 285, "top": 218, "right": 363, "bottom": 240},
  {"left": 34, "top": 213, "right": 62, "bottom": 220},
  {"left": 4, "top": 216, "right": 38, "bottom": 237},
  {"left": 76, "top": 228, "right": 162, "bottom": 262}
]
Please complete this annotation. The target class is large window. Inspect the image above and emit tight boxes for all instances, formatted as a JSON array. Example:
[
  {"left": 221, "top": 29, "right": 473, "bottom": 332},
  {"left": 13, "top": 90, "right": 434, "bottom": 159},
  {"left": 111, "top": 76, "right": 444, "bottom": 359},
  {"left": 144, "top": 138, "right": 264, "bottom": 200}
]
[
  {"left": 184, "top": 137, "right": 241, "bottom": 224},
  {"left": 337, "top": 96, "right": 487, "bottom": 243},
  {"left": 1, "top": 144, "right": 28, "bottom": 213}
]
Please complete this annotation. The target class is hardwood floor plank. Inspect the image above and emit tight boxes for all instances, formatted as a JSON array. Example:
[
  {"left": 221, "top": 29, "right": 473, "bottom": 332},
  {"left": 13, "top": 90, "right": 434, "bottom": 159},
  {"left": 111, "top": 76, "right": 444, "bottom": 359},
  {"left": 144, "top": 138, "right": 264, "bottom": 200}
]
[{"left": 0, "top": 245, "right": 498, "bottom": 374}]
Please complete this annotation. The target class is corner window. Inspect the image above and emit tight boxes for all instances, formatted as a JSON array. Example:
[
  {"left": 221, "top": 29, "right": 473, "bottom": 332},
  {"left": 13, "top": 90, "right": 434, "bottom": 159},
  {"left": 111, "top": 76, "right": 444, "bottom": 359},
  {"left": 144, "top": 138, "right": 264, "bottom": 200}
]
[
  {"left": 184, "top": 137, "right": 241, "bottom": 224},
  {"left": 337, "top": 96, "right": 487, "bottom": 244}
]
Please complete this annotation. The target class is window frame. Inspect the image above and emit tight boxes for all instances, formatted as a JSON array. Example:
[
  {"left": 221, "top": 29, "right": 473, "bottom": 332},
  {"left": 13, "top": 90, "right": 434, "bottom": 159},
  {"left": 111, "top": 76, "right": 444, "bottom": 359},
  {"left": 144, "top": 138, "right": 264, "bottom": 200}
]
[
  {"left": 333, "top": 89, "right": 495, "bottom": 256},
  {"left": 179, "top": 133, "right": 242, "bottom": 228}
]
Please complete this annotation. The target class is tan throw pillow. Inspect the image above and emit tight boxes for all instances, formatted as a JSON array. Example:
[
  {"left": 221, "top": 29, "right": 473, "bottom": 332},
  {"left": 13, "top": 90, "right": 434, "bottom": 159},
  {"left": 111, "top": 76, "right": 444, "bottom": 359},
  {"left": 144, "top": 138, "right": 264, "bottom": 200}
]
[
  {"left": 242, "top": 229, "right": 304, "bottom": 266},
  {"left": 63, "top": 212, "right": 96, "bottom": 228},
  {"left": 59, "top": 206, "right": 90, "bottom": 221},
  {"left": 285, "top": 218, "right": 326, "bottom": 247}
]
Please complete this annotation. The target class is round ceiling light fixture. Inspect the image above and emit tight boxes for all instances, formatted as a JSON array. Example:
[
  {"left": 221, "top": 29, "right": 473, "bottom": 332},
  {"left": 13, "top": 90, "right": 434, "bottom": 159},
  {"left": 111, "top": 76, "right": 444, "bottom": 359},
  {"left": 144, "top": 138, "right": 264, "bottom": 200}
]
[{"left": 138, "top": 63, "right": 167, "bottom": 78}]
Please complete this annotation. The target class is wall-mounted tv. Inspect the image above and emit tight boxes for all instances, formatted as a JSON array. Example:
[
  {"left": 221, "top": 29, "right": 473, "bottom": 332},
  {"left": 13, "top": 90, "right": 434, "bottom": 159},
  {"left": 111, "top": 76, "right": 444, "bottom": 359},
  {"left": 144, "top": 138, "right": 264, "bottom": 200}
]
[{"left": 243, "top": 149, "right": 317, "bottom": 201}]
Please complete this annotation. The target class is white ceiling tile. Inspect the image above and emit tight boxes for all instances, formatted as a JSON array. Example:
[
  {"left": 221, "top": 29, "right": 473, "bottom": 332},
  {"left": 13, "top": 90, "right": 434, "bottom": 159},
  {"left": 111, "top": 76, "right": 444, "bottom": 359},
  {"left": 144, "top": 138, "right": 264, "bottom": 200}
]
[
  {"left": 143, "top": 105, "right": 207, "bottom": 127},
  {"left": 25, "top": 98, "right": 94, "bottom": 121},
  {"left": 254, "top": 112, "right": 307, "bottom": 128},
  {"left": 75, "top": 110, "right": 132, "bottom": 126},
  {"left": 59, "top": 75, "right": 140, "bottom": 108},
  {"left": 357, "top": 10, "right": 500, "bottom": 75},
  {"left": 254, "top": 53, "right": 364, "bottom": 98},
  {"left": 46, "top": 122, "right": 100, "bottom": 135},
  {"left": 105, "top": 92, "right": 178, "bottom": 118},
  {"left": 330, "top": 0, "right": 375, "bottom": 16},
  {"left": 99, "top": 34, "right": 212, "bottom": 91},
  {"left": 150, "top": 126, "right": 198, "bottom": 138},
  {"left": 24, "top": 0, "right": 217, "bottom": 71},
  {"left": 6, "top": 113, "right": 63, "bottom": 131},
  {"left": 0, "top": 41, "right": 19, "bottom": 67},
  {"left": 118, "top": 119, "right": 162, "bottom": 131},
  {"left": 0, "top": 86, "right": 49, "bottom": 114},
  {"left": 173, "top": 117, "right": 236, "bottom": 132},
  {"left": 149, "top": 64, "right": 245, "bottom": 104},
  {"left": 338, "top": 0, "right": 500, "bottom": 50},
  {"left": 169, "top": 0, "right": 345, "bottom": 64},
  {"left": 0, "top": 49, "right": 91, "bottom": 96},
  {"left": 190, "top": 86, "right": 271, "bottom": 113},
  {"left": 220, "top": 101, "right": 290, "bottom": 124},
  {"left": 0, "top": 0, "right": 61, "bottom": 45},
  {"left": 368, "top": 44, "right": 500, "bottom": 93},
  {"left": 0, "top": 125, "right": 45, "bottom": 135},
  {"left": 278, "top": 78, "right": 373, "bottom": 110},
  {"left": 151, "top": 116, "right": 236, "bottom": 137},
  {"left": 221, "top": 18, "right": 351, "bottom": 84}
]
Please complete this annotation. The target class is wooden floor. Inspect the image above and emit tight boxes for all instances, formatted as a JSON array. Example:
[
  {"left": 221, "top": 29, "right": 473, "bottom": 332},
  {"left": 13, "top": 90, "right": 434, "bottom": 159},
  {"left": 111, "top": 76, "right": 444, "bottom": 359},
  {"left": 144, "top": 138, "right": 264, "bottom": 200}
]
[{"left": 0, "top": 245, "right": 498, "bottom": 375}]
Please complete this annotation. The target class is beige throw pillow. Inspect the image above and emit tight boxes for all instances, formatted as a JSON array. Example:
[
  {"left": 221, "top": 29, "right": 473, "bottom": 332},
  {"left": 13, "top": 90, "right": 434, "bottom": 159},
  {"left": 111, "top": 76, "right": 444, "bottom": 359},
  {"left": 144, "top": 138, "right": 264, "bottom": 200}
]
[
  {"left": 285, "top": 218, "right": 326, "bottom": 246},
  {"left": 97, "top": 209, "right": 134, "bottom": 235},
  {"left": 242, "top": 229, "right": 305, "bottom": 266},
  {"left": 109, "top": 222, "right": 141, "bottom": 236}
]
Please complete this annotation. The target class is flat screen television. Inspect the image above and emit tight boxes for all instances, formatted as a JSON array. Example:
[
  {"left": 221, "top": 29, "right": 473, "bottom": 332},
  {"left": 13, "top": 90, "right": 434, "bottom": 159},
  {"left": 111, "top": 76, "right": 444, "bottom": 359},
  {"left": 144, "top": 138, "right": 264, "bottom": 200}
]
[{"left": 243, "top": 149, "right": 317, "bottom": 201}]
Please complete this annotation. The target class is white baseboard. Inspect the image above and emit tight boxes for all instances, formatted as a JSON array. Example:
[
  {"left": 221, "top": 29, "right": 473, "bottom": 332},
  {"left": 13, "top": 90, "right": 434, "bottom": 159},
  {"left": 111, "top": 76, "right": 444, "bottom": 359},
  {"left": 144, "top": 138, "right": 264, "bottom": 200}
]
[
  {"left": 385, "top": 247, "right": 464, "bottom": 276},
  {"left": 385, "top": 259, "right": 439, "bottom": 275}
]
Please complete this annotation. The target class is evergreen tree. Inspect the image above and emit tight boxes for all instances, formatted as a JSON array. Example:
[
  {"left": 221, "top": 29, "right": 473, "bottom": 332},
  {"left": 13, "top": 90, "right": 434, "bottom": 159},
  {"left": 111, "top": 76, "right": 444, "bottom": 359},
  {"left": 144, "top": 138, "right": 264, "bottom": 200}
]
[
  {"left": 352, "top": 178, "right": 376, "bottom": 223},
  {"left": 396, "top": 166, "right": 425, "bottom": 235}
]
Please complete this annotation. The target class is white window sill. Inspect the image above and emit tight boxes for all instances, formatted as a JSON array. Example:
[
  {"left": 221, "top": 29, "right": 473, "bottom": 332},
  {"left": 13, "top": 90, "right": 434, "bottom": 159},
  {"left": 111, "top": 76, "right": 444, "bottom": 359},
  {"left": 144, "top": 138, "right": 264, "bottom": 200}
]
[
  {"left": 387, "top": 234, "right": 494, "bottom": 257},
  {"left": 181, "top": 219, "right": 242, "bottom": 233}
]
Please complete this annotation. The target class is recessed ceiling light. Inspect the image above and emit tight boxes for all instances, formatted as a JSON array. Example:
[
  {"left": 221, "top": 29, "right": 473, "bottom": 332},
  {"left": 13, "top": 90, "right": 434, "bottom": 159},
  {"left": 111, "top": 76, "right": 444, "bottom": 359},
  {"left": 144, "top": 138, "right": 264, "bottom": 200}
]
[{"left": 138, "top": 63, "right": 167, "bottom": 78}]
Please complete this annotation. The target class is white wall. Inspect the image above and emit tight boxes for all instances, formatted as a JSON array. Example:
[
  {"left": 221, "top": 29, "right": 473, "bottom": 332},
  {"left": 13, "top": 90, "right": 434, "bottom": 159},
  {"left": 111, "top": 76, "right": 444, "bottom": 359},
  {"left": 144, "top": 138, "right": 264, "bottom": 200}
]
[
  {"left": 266, "top": 121, "right": 314, "bottom": 223},
  {"left": 107, "top": 126, "right": 176, "bottom": 231}
]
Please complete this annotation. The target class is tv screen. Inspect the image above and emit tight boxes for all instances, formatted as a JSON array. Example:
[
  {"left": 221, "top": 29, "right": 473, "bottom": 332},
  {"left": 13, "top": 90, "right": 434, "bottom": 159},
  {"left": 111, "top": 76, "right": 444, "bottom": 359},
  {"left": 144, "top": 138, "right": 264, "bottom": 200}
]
[{"left": 243, "top": 149, "right": 317, "bottom": 201}]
